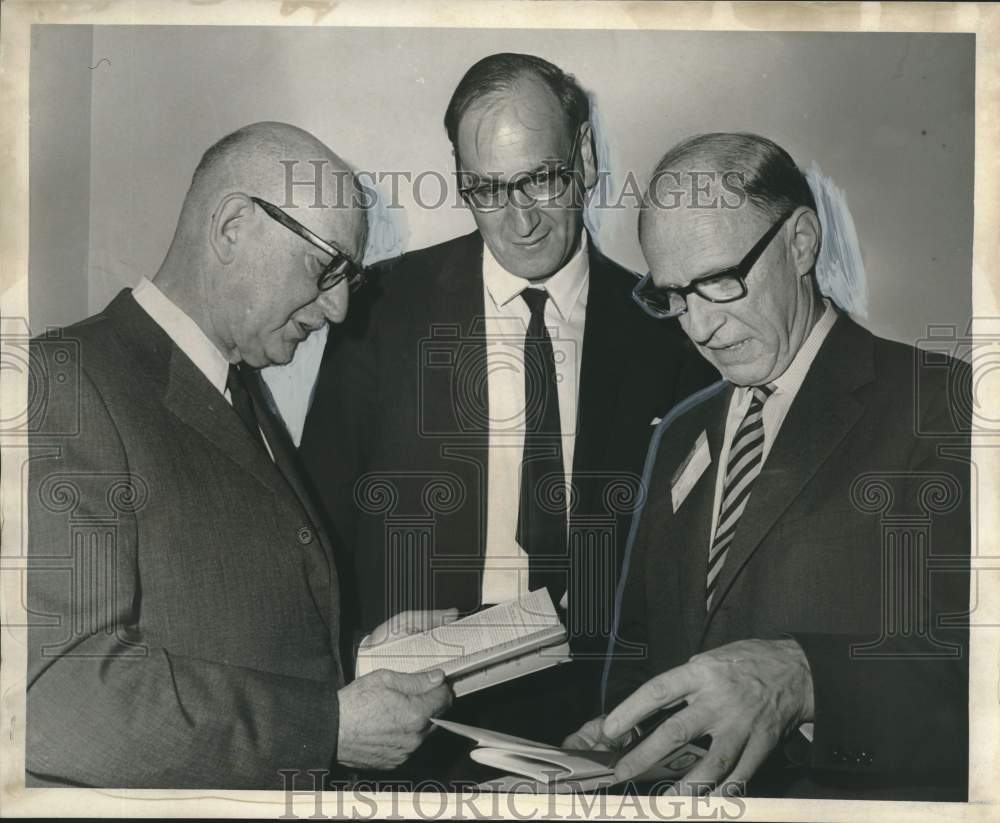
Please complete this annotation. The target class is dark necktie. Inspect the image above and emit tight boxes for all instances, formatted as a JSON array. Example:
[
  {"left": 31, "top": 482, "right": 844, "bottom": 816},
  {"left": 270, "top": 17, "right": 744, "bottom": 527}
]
[
  {"left": 230, "top": 364, "right": 323, "bottom": 530},
  {"left": 226, "top": 364, "right": 266, "bottom": 452},
  {"left": 706, "top": 384, "right": 775, "bottom": 609},
  {"left": 516, "top": 288, "right": 567, "bottom": 602}
]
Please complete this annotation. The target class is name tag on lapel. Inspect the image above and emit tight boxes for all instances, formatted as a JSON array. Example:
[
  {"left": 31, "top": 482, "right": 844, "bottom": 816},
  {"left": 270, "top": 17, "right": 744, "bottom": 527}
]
[{"left": 671, "top": 431, "right": 711, "bottom": 513}]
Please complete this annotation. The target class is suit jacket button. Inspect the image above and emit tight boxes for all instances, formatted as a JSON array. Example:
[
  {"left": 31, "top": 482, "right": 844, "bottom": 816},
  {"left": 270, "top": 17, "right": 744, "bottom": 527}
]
[{"left": 297, "top": 526, "right": 313, "bottom": 544}]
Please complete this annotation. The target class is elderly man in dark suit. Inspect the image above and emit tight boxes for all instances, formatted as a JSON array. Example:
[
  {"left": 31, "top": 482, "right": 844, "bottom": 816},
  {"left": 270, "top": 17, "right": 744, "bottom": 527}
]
[
  {"left": 26, "top": 122, "right": 452, "bottom": 789},
  {"left": 300, "top": 54, "right": 716, "bottom": 768},
  {"left": 565, "top": 132, "right": 970, "bottom": 800}
]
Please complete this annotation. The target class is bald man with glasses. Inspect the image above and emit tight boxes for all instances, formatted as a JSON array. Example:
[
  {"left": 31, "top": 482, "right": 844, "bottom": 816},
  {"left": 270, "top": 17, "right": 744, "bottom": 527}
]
[
  {"left": 26, "top": 122, "right": 453, "bottom": 789},
  {"left": 566, "top": 132, "right": 970, "bottom": 801}
]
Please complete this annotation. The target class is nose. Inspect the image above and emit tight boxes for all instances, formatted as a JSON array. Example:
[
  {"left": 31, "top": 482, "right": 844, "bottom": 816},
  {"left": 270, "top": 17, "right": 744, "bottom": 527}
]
[
  {"left": 683, "top": 294, "right": 726, "bottom": 346},
  {"left": 505, "top": 190, "right": 541, "bottom": 238},
  {"left": 314, "top": 278, "right": 350, "bottom": 325}
]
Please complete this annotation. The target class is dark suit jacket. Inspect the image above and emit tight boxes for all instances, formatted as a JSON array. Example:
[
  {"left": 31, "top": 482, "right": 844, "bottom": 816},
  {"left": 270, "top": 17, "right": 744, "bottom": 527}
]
[
  {"left": 300, "top": 231, "right": 717, "bottom": 744},
  {"left": 26, "top": 291, "right": 345, "bottom": 789},
  {"left": 606, "top": 313, "right": 970, "bottom": 800}
]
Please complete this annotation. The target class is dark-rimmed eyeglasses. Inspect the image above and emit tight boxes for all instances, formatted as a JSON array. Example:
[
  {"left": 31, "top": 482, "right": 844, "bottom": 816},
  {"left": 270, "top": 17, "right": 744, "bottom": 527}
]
[
  {"left": 456, "top": 131, "right": 584, "bottom": 213},
  {"left": 632, "top": 207, "right": 797, "bottom": 319},
  {"left": 250, "top": 196, "right": 366, "bottom": 292}
]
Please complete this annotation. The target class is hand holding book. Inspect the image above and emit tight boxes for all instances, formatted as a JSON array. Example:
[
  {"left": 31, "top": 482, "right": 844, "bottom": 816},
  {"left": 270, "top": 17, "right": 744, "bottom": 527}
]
[
  {"left": 358, "top": 607, "right": 461, "bottom": 653},
  {"left": 355, "top": 589, "right": 572, "bottom": 696}
]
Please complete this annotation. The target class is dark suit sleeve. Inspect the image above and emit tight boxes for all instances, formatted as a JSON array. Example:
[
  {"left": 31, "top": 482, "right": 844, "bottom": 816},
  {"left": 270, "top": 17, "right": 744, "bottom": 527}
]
[
  {"left": 792, "top": 376, "right": 969, "bottom": 781},
  {"left": 27, "top": 363, "right": 340, "bottom": 789}
]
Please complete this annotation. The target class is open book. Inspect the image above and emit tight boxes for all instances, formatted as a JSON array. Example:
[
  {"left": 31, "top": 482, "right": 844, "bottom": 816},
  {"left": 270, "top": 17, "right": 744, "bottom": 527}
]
[
  {"left": 355, "top": 589, "right": 571, "bottom": 697},
  {"left": 432, "top": 718, "right": 708, "bottom": 792}
]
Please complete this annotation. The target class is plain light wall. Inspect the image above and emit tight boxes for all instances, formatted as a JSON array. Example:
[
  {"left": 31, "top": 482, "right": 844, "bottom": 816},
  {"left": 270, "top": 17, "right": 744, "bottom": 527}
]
[
  {"left": 28, "top": 24, "right": 92, "bottom": 333},
  {"left": 29, "top": 26, "right": 973, "bottom": 346},
  {"left": 82, "top": 26, "right": 973, "bottom": 348}
]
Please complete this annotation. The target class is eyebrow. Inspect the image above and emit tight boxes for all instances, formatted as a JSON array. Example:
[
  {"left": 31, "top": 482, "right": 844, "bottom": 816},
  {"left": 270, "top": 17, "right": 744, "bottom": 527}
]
[
  {"left": 462, "top": 161, "right": 555, "bottom": 188},
  {"left": 659, "top": 263, "right": 740, "bottom": 290}
]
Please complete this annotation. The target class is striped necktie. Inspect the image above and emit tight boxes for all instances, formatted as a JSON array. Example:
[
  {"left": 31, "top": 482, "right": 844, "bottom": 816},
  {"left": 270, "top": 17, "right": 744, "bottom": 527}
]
[{"left": 706, "top": 383, "right": 775, "bottom": 609}]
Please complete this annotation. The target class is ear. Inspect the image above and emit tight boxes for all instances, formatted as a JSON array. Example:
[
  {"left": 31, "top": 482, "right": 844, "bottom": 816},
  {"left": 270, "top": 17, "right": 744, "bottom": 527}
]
[
  {"left": 578, "top": 122, "right": 598, "bottom": 191},
  {"left": 209, "top": 193, "right": 254, "bottom": 265},
  {"left": 788, "top": 207, "right": 822, "bottom": 276}
]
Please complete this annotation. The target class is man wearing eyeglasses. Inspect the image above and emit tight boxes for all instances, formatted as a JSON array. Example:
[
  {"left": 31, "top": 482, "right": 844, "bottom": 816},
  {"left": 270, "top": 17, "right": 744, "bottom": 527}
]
[
  {"left": 300, "top": 54, "right": 716, "bottom": 772},
  {"left": 565, "top": 133, "right": 970, "bottom": 800},
  {"left": 26, "top": 122, "right": 454, "bottom": 788}
]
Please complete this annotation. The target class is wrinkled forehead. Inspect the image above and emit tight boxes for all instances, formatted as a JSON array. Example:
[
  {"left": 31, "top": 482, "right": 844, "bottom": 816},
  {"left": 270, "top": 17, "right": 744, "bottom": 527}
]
[
  {"left": 455, "top": 84, "right": 573, "bottom": 174},
  {"left": 640, "top": 200, "right": 767, "bottom": 286}
]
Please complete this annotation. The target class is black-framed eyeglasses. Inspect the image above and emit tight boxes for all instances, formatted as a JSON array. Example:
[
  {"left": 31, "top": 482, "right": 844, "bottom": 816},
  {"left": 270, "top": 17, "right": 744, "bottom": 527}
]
[
  {"left": 456, "top": 130, "right": 584, "bottom": 213},
  {"left": 632, "top": 207, "right": 797, "bottom": 319},
  {"left": 250, "top": 196, "right": 366, "bottom": 292}
]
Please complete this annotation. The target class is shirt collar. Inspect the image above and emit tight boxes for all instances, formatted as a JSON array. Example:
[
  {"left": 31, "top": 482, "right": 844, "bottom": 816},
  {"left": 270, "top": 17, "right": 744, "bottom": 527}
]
[
  {"left": 482, "top": 232, "right": 590, "bottom": 319},
  {"left": 132, "top": 277, "right": 231, "bottom": 396}
]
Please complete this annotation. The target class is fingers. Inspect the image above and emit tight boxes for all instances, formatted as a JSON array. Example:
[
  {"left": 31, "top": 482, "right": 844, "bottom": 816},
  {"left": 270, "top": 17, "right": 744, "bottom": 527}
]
[
  {"left": 562, "top": 717, "right": 605, "bottom": 750},
  {"left": 709, "top": 731, "right": 773, "bottom": 797},
  {"left": 418, "top": 681, "right": 454, "bottom": 717},
  {"left": 603, "top": 666, "right": 697, "bottom": 740},
  {"left": 423, "top": 608, "right": 460, "bottom": 632},
  {"left": 613, "top": 705, "right": 710, "bottom": 783},
  {"left": 377, "top": 608, "right": 461, "bottom": 643},
  {"left": 383, "top": 668, "right": 446, "bottom": 695},
  {"left": 670, "top": 733, "right": 746, "bottom": 796}
]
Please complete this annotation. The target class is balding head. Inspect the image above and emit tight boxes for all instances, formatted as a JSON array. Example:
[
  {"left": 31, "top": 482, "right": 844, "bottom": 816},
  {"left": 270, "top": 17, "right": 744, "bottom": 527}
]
[
  {"left": 178, "top": 121, "right": 363, "bottom": 245},
  {"left": 637, "top": 132, "right": 824, "bottom": 386},
  {"left": 155, "top": 122, "right": 368, "bottom": 367},
  {"left": 639, "top": 132, "right": 818, "bottom": 242}
]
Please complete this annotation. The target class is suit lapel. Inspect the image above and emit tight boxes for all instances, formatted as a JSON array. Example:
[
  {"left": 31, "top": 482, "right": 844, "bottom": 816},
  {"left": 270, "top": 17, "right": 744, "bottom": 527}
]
[
  {"left": 250, "top": 375, "right": 343, "bottom": 556},
  {"left": 672, "top": 385, "right": 732, "bottom": 646},
  {"left": 703, "top": 315, "right": 874, "bottom": 631},
  {"left": 430, "top": 235, "right": 492, "bottom": 588},
  {"left": 105, "top": 290, "right": 307, "bottom": 506},
  {"left": 433, "top": 232, "right": 489, "bottom": 443},
  {"left": 162, "top": 350, "right": 291, "bottom": 499},
  {"left": 572, "top": 243, "right": 631, "bottom": 484}
]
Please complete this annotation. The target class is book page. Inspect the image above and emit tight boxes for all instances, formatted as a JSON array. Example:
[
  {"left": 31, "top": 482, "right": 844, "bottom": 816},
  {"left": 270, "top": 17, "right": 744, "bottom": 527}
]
[{"left": 357, "top": 589, "right": 565, "bottom": 677}]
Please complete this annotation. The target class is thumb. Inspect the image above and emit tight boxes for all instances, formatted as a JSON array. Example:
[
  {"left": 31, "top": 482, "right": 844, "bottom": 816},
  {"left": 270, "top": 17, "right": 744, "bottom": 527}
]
[
  {"left": 387, "top": 668, "right": 446, "bottom": 695},
  {"left": 428, "top": 608, "right": 460, "bottom": 629}
]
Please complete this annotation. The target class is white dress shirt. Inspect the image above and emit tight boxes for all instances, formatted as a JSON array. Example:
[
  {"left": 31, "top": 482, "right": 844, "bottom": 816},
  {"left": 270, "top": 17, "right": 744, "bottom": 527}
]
[
  {"left": 480, "top": 235, "right": 590, "bottom": 606},
  {"left": 708, "top": 300, "right": 838, "bottom": 548}
]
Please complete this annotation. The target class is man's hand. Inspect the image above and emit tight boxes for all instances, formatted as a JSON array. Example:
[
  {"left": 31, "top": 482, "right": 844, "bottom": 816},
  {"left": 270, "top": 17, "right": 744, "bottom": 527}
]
[
  {"left": 359, "top": 608, "right": 459, "bottom": 651},
  {"left": 562, "top": 715, "right": 624, "bottom": 752},
  {"left": 603, "top": 638, "right": 814, "bottom": 794},
  {"left": 336, "top": 669, "right": 453, "bottom": 770}
]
